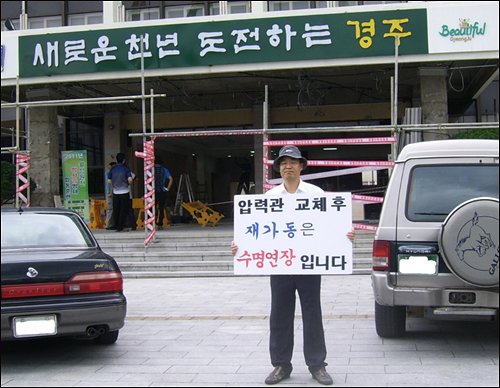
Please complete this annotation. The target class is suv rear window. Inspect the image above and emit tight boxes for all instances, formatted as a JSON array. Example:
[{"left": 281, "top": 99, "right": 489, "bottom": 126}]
[{"left": 407, "top": 164, "right": 499, "bottom": 222}]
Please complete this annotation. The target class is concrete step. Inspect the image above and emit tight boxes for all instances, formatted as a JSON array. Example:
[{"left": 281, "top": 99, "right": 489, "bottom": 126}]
[
  {"left": 93, "top": 225, "right": 375, "bottom": 278},
  {"left": 117, "top": 258, "right": 371, "bottom": 271},
  {"left": 118, "top": 261, "right": 233, "bottom": 272},
  {"left": 100, "top": 241, "right": 234, "bottom": 252},
  {"left": 122, "top": 267, "right": 372, "bottom": 279},
  {"left": 103, "top": 247, "right": 372, "bottom": 261}
]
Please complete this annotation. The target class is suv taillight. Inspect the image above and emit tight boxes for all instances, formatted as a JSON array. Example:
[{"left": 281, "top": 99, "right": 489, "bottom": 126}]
[
  {"left": 65, "top": 271, "right": 123, "bottom": 294},
  {"left": 373, "top": 241, "right": 391, "bottom": 270}
]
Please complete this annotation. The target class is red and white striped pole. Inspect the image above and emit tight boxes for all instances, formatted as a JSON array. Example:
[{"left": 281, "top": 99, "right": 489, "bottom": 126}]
[
  {"left": 135, "top": 139, "right": 156, "bottom": 246},
  {"left": 16, "top": 153, "right": 31, "bottom": 208}
]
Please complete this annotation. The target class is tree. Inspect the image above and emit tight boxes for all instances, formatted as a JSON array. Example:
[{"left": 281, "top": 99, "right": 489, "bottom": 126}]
[
  {"left": 1, "top": 161, "right": 16, "bottom": 205},
  {"left": 449, "top": 128, "right": 499, "bottom": 140},
  {"left": 1, "top": 160, "right": 36, "bottom": 206}
]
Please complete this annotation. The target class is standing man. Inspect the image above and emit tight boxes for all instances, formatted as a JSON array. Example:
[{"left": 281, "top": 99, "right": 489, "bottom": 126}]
[
  {"left": 154, "top": 156, "right": 173, "bottom": 230},
  {"left": 108, "top": 153, "right": 133, "bottom": 232},
  {"left": 232, "top": 146, "right": 355, "bottom": 386},
  {"left": 126, "top": 170, "right": 137, "bottom": 231},
  {"left": 105, "top": 162, "right": 116, "bottom": 230}
]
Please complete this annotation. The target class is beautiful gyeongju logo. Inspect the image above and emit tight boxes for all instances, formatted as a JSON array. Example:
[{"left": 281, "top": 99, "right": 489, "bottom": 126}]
[{"left": 439, "top": 18, "right": 486, "bottom": 42}]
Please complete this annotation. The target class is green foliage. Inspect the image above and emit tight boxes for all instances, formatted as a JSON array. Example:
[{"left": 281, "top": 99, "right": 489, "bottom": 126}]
[
  {"left": 449, "top": 127, "right": 499, "bottom": 140},
  {"left": 1, "top": 161, "right": 16, "bottom": 204},
  {"left": 1, "top": 160, "right": 36, "bottom": 205}
]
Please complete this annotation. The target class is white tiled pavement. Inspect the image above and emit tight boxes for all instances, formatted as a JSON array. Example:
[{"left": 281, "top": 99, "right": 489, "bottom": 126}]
[{"left": 1, "top": 275, "right": 499, "bottom": 387}]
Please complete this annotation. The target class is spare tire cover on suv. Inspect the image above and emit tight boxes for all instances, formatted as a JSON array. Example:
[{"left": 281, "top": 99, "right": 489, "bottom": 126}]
[{"left": 439, "top": 197, "right": 499, "bottom": 288}]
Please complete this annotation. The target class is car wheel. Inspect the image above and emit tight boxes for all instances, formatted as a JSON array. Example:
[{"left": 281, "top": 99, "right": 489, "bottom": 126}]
[
  {"left": 439, "top": 197, "right": 499, "bottom": 288},
  {"left": 375, "top": 301, "right": 406, "bottom": 338},
  {"left": 93, "top": 330, "right": 119, "bottom": 345}
]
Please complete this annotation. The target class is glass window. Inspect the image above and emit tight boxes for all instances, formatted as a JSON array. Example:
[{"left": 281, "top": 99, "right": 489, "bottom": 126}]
[
  {"left": 28, "top": 16, "right": 62, "bottom": 29},
  {"left": 210, "top": 2, "right": 220, "bottom": 15},
  {"left": 68, "top": 12, "right": 103, "bottom": 26},
  {"left": 126, "top": 8, "right": 160, "bottom": 22},
  {"left": 269, "top": 1, "right": 311, "bottom": 11},
  {"left": 87, "top": 14, "right": 103, "bottom": 24},
  {"left": 66, "top": 119, "right": 104, "bottom": 196},
  {"left": 362, "top": 1, "right": 405, "bottom": 4},
  {"left": 339, "top": 1, "right": 358, "bottom": 6},
  {"left": 165, "top": 4, "right": 204, "bottom": 18},
  {"left": 316, "top": 1, "right": 329, "bottom": 7},
  {"left": 479, "top": 78, "right": 499, "bottom": 122},
  {"left": 407, "top": 165, "right": 499, "bottom": 222},
  {"left": 228, "top": 1, "right": 249, "bottom": 14},
  {"left": 122, "top": 1, "right": 162, "bottom": 9},
  {"left": 126, "top": 8, "right": 160, "bottom": 21},
  {"left": 69, "top": 15, "right": 85, "bottom": 26}
]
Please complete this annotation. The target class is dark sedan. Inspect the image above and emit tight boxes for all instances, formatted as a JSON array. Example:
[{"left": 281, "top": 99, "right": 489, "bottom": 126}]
[{"left": 1, "top": 208, "right": 127, "bottom": 344}]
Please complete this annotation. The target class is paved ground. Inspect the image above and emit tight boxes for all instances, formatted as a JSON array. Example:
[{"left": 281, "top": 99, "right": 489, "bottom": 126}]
[{"left": 1, "top": 275, "right": 499, "bottom": 387}]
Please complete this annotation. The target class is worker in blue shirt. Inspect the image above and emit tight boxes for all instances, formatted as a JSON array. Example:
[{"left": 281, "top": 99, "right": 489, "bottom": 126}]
[{"left": 108, "top": 153, "right": 133, "bottom": 232}]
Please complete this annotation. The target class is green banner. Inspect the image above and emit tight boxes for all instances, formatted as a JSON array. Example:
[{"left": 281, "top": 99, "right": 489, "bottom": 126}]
[
  {"left": 19, "top": 8, "right": 427, "bottom": 78},
  {"left": 62, "top": 150, "right": 90, "bottom": 224}
]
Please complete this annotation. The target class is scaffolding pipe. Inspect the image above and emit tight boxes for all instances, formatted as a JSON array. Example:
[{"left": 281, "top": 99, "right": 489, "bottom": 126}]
[
  {"left": 263, "top": 85, "right": 269, "bottom": 193},
  {"left": 141, "top": 34, "right": 146, "bottom": 135},
  {"left": 127, "top": 122, "right": 499, "bottom": 139},
  {"left": 393, "top": 36, "right": 400, "bottom": 158},
  {"left": 15, "top": 77, "right": 20, "bottom": 152},
  {"left": 0, "top": 95, "right": 163, "bottom": 108},
  {"left": 150, "top": 88, "right": 155, "bottom": 135}
]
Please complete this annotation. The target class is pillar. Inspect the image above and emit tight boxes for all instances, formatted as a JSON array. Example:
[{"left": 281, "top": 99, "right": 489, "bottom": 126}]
[
  {"left": 26, "top": 88, "right": 60, "bottom": 207},
  {"left": 419, "top": 67, "right": 449, "bottom": 140},
  {"left": 104, "top": 111, "right": 124, "bottom": 166}
]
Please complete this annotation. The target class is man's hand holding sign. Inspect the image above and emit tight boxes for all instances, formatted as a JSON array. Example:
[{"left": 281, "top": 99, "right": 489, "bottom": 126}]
[{"left": 231, "top": 146, "right": 355, "bottom": 386}]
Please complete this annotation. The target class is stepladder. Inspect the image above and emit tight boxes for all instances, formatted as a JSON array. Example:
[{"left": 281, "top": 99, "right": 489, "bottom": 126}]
[{"left": 174, "top": 173, "right": 194, "bottom": 216}]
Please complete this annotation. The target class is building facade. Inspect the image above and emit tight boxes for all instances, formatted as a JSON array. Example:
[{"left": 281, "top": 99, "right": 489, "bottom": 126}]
[{"left": 2, "top": 1, "right": 499, "bottom": 218}]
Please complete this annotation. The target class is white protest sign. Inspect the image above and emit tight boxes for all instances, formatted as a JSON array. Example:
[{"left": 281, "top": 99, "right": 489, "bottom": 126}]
[{"left": 234, "top": 193, "right": 352, "bottom": 275}]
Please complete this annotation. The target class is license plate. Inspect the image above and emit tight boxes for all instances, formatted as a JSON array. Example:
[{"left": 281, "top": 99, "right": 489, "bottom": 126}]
[
  {"left": 398, "top": 255, "right": 438, "bottom": 275},
  {"left": 13, "top": 315, "right": 57, "bottom": 338}
]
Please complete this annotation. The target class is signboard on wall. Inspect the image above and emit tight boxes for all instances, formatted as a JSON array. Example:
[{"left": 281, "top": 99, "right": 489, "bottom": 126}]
[
  {"left": 2, "top": 2, "right": 498, "bottom": 82},
  {"left": 233, "top": 193, "right": 353, "bottom": 275},
  {"left": 18, "top": 8, "right": 428, "bottom": 78},
  {"left": 427, "top": 2, "right": 499, "bottom": 54},
  {"left": 61, "top": 150, "right": 90, "bottom": 224}
]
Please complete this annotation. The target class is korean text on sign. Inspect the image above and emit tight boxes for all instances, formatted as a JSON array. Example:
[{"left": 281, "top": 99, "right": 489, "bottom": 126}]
[{"left": 233, "top": 193, "right": 352, "bottom": 275}]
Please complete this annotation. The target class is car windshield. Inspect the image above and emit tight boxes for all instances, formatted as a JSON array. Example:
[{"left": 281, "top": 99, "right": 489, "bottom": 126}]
[
  {"left": 1, "top": 212, "right": 95, "bottom": 249},
  {"left": 407, "top": 164, "right": 499, "bottom": 222}
]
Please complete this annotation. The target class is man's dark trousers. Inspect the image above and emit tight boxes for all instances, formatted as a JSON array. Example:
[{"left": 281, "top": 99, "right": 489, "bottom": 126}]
[
  {"left": 156, "top": 190, "right": 167, "bottom": 226},
  {"left": 269, "top": 274, "right": 327, "bottom": 376},
  {"left": 113, "top": 193, "right": 131, "bottom": 231}
]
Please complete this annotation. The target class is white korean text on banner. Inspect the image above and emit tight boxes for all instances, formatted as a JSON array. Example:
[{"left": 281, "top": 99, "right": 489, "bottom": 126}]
[{"left": 234, "top": 193, "right": 352, "bottom": 275}]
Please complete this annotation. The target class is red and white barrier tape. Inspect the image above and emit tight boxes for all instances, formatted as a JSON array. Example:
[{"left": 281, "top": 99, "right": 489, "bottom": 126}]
[
  {"left": 269, "top": 166, "right": 387, "bottom": 184},
  {"left": 264, "top": 137, "right": 396, "bottom": 146},
  {"left": 352, "top": 223, "right": 378, "bottom": 232},
  {"left": 159, "top": 131, "right": 262, "bottom": 138},
  {"left": 352, "top": 194, "right": 384, "bottom": 203},
  {"left": 265, "top": 159, "right": 394, "bottom": 168},
  {"left": 263, "top": 184, "right": 383, "bottom": 204}
]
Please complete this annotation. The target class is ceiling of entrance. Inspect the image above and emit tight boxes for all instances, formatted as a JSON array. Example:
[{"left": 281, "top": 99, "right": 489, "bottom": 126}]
[{"left": 2, "top": 58, "right": 498, "bottom": 159}]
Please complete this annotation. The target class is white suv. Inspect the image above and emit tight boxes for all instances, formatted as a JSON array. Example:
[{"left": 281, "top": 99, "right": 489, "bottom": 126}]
[{"left": 372, "top": 139, "right": 499, "bottom": 337}]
